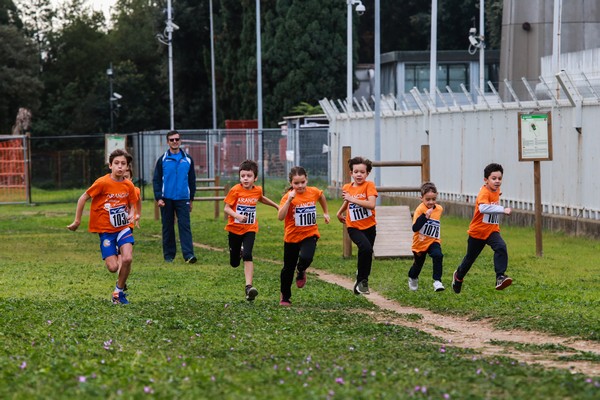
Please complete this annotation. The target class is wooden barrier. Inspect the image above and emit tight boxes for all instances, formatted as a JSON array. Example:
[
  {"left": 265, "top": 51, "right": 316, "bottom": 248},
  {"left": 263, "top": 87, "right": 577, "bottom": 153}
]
[
  {"left": 154, "top": 176, "right": 228, "bottom": 220},
  {"left": 341, "top": 145, "right": 430, "bottom": 258}
]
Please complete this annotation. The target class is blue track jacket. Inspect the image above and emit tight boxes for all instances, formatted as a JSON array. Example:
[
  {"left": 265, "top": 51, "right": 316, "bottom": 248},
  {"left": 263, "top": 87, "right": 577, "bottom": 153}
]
[{"left": 153, "top": 149, "right": 196, "bottom": 201}]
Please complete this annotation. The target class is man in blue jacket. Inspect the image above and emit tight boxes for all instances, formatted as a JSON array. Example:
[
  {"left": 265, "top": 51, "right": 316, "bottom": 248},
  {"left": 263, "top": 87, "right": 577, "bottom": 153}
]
[{"left": 153, "top": 130, "right": 197, "bottom": 263}]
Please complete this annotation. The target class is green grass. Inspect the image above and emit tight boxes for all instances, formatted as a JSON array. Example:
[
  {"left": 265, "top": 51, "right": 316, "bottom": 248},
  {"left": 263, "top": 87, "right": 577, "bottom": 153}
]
[{"left": 1, "top": 197, "right": 600, "bottom": 398}]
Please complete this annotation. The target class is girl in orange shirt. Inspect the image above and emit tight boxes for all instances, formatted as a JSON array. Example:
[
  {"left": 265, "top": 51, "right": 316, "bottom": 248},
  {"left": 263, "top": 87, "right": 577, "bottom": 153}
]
[
  {"left": 336, "top": 156, "right": 378, "bottom": 295},
  {"left": 278, "top": 166, "right": 330, "bottom": 306}
]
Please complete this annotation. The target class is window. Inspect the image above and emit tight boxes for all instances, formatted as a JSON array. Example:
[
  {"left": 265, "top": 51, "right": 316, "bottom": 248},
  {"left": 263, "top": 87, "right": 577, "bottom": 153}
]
[{"left": 405, "top": 63, "right": 469, "bottom": 92}]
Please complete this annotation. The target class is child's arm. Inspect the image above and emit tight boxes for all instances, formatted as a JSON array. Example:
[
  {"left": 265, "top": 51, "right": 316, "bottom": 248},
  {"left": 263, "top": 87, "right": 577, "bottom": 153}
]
[
  {"left": 318, "top": 193, "right": 330, "bottom": 224},
  {"left": 135, "top": 199, "right": 142, "bottom": 228},
  {"left": 259, "top": 195, "right": 280, "bottom": 210},
  {"left": 224, "top": 203, "right": 248, "bottom": 223},
  {"left": 336, "top": 201, "right": 348, "bottom": 223},
  {"left": 67, "top": 192, "right": 91, "bottom": 231},
  {"left": 341, "top": 192, "right": 377, "bottom": 210},
  {"left": 277, "top": 191, "right": 294, "bottom": 221},
  {"left": 479, "top": 204, "right": 511, "bottom": 215}
]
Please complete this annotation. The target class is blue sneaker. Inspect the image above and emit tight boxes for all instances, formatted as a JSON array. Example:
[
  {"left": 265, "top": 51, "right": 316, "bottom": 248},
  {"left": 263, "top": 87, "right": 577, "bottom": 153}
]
[{"left": 112, "top": 290, "right": 129, "bottom": 305}]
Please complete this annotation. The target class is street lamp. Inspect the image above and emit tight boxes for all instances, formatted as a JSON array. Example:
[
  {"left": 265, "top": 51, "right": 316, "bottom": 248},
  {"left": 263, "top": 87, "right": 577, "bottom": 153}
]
[
  {"left": 156, "top": 0, "right": 178, "bottom": 130},
  {"left": 106, "top": 64, "right": 122, "bottom": 133},
  {"left": 347, "top": 0, "right": 365, "bottom": 112}
]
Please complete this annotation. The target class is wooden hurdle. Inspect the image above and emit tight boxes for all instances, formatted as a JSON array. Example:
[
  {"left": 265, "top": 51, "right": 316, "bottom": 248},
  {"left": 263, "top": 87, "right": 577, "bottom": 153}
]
[
  {"left": 153, "top": 176, "right": 228, "bottom": 220},
  {"left": 341, "top": 145, "right": 430, "bottom": 258}
]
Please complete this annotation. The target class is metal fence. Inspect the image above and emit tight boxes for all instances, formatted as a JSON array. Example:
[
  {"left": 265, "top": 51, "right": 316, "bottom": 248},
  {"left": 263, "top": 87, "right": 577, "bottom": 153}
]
[{"left": 24, "top": 127, "right": 329, "bottom": 204}]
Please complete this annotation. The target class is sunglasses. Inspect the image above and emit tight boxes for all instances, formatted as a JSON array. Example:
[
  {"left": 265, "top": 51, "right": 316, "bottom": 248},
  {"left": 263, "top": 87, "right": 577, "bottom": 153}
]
[{"left": 169, "top": 138, "right": 181, "bottom": 142}]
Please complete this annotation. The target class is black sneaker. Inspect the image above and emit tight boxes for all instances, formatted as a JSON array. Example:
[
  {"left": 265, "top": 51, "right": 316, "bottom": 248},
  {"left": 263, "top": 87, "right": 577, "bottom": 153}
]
[
  {"left": 245, "top": 285, "right": 258, "bottom": 301},
  {"left": 185, "top": 256, "right": 197, "bottom": 264},
  {"left": 353, "top": 279, "right": 370, "bottom": 295},
  {"left": 495, "top": 275, "right": 513, "bottom": 290},
  {"left": 452, "top": 270, "right": 463, "bottom": 294}
]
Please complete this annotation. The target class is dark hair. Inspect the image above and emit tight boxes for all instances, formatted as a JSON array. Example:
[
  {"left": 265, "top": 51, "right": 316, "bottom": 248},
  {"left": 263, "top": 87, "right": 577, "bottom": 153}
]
[
  {"left": 484, "top": 163, "right": 503, "bottom": 179},
  {"left": 166, "top": 130, "right": 179, "bottom": 139},
  {"left": 109, "top": 149, "right": 132, "bottom": 166},
  {"left": 420, "top": 181, "right": 437, "bottom": 196},
  {"left": 239, "top": 160, "right": 258, "bottom": 177},
  {"left": 348, "top": 156, "right": 373, "bottom": 173},
  {"left": 285, "top": 166, "right": 307, "bottom": 192}
]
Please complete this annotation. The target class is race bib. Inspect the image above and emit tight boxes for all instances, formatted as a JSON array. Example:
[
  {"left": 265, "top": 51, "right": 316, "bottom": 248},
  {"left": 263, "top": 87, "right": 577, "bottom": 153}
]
[
  {"left": 419, "top": 219, "right": 441, "bottom": 239},
  {"left": 348, "top": 203, "right": 372, "bottom": 222},
  {"left": 294, "top": 206, "right": 317, "bottom": 227},
  {"left": 483, "top": 213, "right": 500, "bottom": 225},
  {"left": 109, "top": 205, "right": 129, "bottom": 228},
  {"left": 235, "top": 204, "right": 256, "bottom": 224}
]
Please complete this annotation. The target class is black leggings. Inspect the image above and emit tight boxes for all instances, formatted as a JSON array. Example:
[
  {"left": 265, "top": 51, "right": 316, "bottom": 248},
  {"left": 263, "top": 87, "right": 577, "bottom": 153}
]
[
  {"left": 347, "top": 225, "right": 376, "bottom": 282},
  {"left": 280, "top": 236, "right": 318, "bottom": 300},
  {"left": 228, "top": 231, "right": 256, "bottom": 267}
]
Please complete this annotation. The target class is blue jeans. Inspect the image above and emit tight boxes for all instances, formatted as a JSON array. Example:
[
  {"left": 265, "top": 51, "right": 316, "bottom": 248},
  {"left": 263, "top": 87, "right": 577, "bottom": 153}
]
[
  {"left": 456, "top": 231, "right": 507, "bottom": 279},
  {"left": 160, "top": 199, "right": 195, "bottom": 261}
]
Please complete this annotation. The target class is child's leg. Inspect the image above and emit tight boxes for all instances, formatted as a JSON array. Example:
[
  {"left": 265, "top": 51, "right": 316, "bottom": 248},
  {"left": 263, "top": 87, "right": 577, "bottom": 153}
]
[
  {"left": 456, "top": 236, "right": 486, "bottom": 279},
  {"left": 105, "top": 255, "right": 119, "bottom": 273},
  {"left": 228, "top": 232, "right": 243, "bottom": 267},
  {"left": 297, "top": 236, "right": 318, "bottom": 272},
  {"left": 487, "top": 232, "right": 508, "bottom": 277},
  {"left": 409, "top": 252, "right": 426, "bottom": 279},
  {"left": 281, "top": 242, "right": 300, "bottom": 300},
  {"left": 117, "top": 243, "right": 133, "bottom": 289},
  {"left": 347, "top": 226, "right": 376, "bottom": 282},
  {"left": 428, "top": 242, "right": 443, "bottom": 281},
  {"left": 242, "top": 232, "right": 256, "bottom": 286}
]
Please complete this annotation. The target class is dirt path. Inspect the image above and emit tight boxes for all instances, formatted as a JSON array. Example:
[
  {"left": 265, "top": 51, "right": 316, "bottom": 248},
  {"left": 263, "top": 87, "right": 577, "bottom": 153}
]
[{"left": 194, "top": 241, "right": 600, "bottom": 377}]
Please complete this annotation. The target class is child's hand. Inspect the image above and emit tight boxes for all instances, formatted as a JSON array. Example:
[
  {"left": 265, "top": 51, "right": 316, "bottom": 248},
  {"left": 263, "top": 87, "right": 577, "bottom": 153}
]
[
  {"left": 504, "top": 207, "right": 512, "bottom": 215},
  {"left": 134, "top": 215, "right": 141, "bottom": 228},
  {"left": 323, "top": 213, "right": 330, "bottom": 224},
  {"left": 425, "top": 207, "right": 434, "bottom": 218},
  {"left": 341, "top": 191, "right": 352, "bottom": 202},
  {"left": 236, "top": 214, "right": 248, "bottom": 223},
  {"left": 336, "top": 213, "right": 346, "bottom": 224},
  {"left": 67, "top": 221, "right": 80, "bottom": 231},
  {"left": 288, "top": 189, "right": 296, "bottom": 199}
]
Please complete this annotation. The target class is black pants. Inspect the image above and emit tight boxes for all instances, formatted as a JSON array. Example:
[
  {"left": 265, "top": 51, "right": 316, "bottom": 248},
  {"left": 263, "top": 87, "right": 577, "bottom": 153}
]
[
  {"left": 280, "top": 236, "right": 318, "bottom": 300},
  {"left": 347, "top": 225, "right": 376, "bottom": 282},
  {"left": 228, "top": 231, "right": 255, "bottom": 267},
  {"left": 456, "top": 231, "right": 508, "bottom": 280},
  {"left": 408, "top": 242, "right": 443, "bottom": 281}
]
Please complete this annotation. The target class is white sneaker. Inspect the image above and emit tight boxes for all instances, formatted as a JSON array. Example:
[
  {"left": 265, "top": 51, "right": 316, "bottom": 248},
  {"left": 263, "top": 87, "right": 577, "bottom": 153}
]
[
  {"left": 433, "top": 280, "right": 445, "bottom": 292},
  {"left": 408, "top": 278, "right": 418, "bottom": 291}
]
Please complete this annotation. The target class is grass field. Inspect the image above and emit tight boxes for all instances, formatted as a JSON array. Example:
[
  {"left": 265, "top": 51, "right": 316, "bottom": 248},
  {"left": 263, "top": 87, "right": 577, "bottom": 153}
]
[{"left": 1, "top": 194, "right": 599, "bottom": 399}]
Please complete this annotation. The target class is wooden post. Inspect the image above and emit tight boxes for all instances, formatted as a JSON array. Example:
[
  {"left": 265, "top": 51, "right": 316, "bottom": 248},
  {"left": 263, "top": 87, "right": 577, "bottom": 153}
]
[
  {"left": 214, "top": 176, "right": 220, "bottom": 218},
  {"left": 534, "top": 161, "right": 543, "bottom": 257},
  {"left": 421, "top": 144, "right": 430, "bottom": 182},
  {"left": 342, "top": 146, "right": 352, "bottom": 258}
]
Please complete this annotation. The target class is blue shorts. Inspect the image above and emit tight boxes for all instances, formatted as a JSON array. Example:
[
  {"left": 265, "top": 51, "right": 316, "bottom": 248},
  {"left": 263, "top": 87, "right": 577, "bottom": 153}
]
[{"left": 99, "top": 228, "right": 135, "bottom": 260}]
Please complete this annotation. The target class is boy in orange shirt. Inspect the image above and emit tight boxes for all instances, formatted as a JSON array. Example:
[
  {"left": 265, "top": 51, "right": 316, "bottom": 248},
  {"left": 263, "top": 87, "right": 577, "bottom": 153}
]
[
  {"left": 336, "top": 156, "right": 378, "bottom": 295},
  {"left": 278, "top": 166, "right": 330, "bottom": 306},
  {"left": 408, "top": 182, "right": 444, "bottom": 292},
  {"left": 453, "top": 163, "right": 513, "bottom": 294},
  {"left": 224, "top": 160, "right": 279, "bottom": 301},
  {"left": 67, "top": 149, "right": 139, "bottom": 304}
]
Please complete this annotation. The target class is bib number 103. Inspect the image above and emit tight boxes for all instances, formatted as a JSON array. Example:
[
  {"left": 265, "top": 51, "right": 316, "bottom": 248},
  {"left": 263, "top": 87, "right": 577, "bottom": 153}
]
[{"left": 110, "top": 206, "right": 129, "bottom": 228}]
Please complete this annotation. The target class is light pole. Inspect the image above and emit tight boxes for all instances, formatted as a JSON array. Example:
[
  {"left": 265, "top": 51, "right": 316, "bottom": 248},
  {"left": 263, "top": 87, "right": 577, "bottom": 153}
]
[
  {"left": 347, "top": 0, "right": 365, "bottom": 112},
  {"left": 156, "top": 0, "right": 178, "bottom": 130},
  {"left": 107, "top": 64, "right": 114, "bottom": 133},
  {"left": 210, "top": 0, "right": 217, "bottom": 130},
  {"left": 256, "top": 0, "right": 263, "bottom": 130}
]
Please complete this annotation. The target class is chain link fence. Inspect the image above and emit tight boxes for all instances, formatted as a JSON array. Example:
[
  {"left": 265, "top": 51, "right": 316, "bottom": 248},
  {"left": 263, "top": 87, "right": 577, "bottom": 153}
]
[{"left": 26, "top": 127, "right": 329, "bottom": 204}]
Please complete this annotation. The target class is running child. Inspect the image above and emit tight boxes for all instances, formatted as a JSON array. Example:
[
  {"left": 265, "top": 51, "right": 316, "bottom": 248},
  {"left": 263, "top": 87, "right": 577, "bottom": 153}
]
[
  {"left": 336, "top": 156, "right": 377, "bottom": 295},
  {"left": 278, "top": 166, "right": 330, "bottom": 306},
  {"left": 67, "top": 149, "right": 138, "bottom": 305},
  {"left": 453, "top": 163, "right": 513, "bottom": 293},
  {"left": 124, "top": 167, "right": 142, "bottom": 228},
  {"left": 224, "top": 160, "right": 279, "bottom": 301},
  {"left": 408, "top": 182, "right": 445, "bottom": 292}
]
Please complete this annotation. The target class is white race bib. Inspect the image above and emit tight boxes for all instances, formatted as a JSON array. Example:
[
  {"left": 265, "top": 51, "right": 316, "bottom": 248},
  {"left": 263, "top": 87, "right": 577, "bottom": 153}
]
[
  {"left": 419, "top": 219, "right": 441, "bottom": 239},
  {"left": 235, "top": 204, "right": 256, "bottom": 224},
  {"left": 294, "top": 206, "right": 317, "bottom": 227},
  {"left": 109, "top": 205, "right": 129, "bottom": 228},
  {"left": 483, "top": 213, "right": 500, "bottom": 225},
  {"left": 348, "top": 203, "right": 372, "bottom": 222}
]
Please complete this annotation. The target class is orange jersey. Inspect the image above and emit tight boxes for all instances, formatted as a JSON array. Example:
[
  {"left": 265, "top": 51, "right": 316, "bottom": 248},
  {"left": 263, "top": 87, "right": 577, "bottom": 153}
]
[
  {"left": 467, "top": 185, "right": 503, "bottom": 240},
  {"left": 342, "top": 181, "right": 377, "bottom": 229},
  {"left": 86, "top": 174, "right": 138, "bottom": 233},
  {"left": 224, "top": 184, "right": 264, "bottom": 235},
  {"left": 411, "top": 203, "right": 443, "bottom": 253},
  {"left": 280, "top": 186, "right": 323, "bottom": 243}
]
